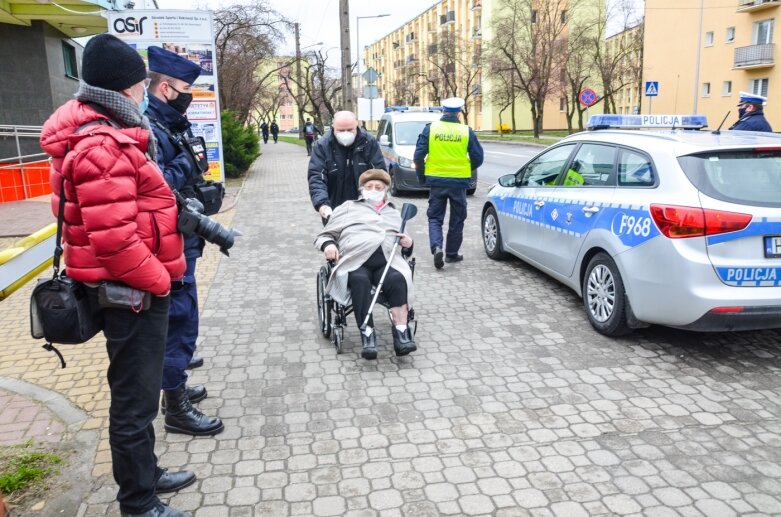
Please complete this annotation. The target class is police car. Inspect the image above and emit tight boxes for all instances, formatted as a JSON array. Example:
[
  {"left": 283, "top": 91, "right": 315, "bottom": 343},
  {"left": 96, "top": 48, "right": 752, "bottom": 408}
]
[
  {"left": 482, "top": 114, "right": 781, "bottom": 336},
  {"left": 377, "top": 107, "right": 477, "bottom": 195}
]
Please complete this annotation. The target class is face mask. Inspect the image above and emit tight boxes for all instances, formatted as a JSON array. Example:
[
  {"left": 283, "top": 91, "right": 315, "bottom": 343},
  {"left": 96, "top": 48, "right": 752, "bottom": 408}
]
[
  {"left": 335, "top": 131, "right": 356, "bottom": 147},
  {"left": 363, "top": 189, "right": 385, "bottom": 204},
  {"left": 738, "top": 107, "right": 747, "bottom": 118},
  {"left": 139, "top": 84, "right": 149, "bottom": 114},
  {"left": 167, "top": 85, "right": 193, "bottom": 114}
]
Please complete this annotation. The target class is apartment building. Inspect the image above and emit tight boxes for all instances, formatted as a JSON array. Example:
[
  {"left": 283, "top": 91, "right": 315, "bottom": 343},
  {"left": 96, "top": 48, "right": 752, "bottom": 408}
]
[
  {"left": 643, "top": 0, "right": 781, "bottom": 129},
  {"left": 607, "top": 23, "right": 644, "bottom": 116},
  {"left": 364, "top": 0, "right": 486, "bottom": 129}
]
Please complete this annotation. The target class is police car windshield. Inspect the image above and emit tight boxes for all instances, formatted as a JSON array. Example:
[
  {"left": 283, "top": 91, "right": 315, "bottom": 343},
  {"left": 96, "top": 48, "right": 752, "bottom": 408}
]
[
  {"left": 678, "top": 150, "right": 781, "bottom": 208},
  {"left": 395, "top": 122, "right": 429, "bottom": 145}
]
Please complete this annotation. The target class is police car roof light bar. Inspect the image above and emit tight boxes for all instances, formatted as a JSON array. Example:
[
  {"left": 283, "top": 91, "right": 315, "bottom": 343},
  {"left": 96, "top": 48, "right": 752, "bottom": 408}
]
[{"left": 587, "top": 114, "right": 708, "bottom": 131}]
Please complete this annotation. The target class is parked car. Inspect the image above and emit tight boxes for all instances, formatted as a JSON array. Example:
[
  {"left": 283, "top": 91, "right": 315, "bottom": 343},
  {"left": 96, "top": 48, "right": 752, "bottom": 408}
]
[
  {"left": 482, "top": 114, "right": 781, "bottom": 336},
  {"left": 286, "top": 127, "right": 299, "bottom": 133},
  {"left": 377, "top": 109, "right": 477, "bottom": 196}
]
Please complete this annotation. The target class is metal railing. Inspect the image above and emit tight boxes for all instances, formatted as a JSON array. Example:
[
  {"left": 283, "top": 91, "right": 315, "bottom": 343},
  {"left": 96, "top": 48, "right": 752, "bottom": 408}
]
[
  {"left": 0, "top": 125, "right": 49, "bottom": 202},
  {"left": 734, "top": 43, "right": 775, "bottom": 67},
  {"left": 738, "top": 0, "right": 778, "bottom": 8}
]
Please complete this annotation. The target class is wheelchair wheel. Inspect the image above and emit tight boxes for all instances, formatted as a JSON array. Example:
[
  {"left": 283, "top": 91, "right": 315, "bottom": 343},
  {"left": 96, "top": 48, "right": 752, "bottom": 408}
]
[
  {"left": 332, "top": 325, "right": 344, "bottom": 354},
  {"left": 317, "top": 266, "right": 332, "bottom": 338}
]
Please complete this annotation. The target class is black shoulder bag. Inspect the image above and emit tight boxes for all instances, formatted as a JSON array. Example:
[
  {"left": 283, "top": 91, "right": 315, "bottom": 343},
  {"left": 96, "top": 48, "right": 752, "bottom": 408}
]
[{"left": 30, "top": 174, "right": 101, "bottom": 368}]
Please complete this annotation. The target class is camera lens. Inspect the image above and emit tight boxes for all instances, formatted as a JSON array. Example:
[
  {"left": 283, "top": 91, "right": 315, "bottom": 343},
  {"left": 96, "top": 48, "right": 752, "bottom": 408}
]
[{"left": 195, "top": 215, "right": 237, "bottom": 255}]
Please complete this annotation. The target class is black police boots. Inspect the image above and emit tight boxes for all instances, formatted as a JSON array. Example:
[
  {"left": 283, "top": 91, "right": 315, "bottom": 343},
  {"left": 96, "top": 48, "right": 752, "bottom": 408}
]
[
  {"left": 392, "top": 327, "right": 417, "bottom": 356},
  {"left": 433, "top": 247, "right": 444, "bottom": 270},
  {"left": 155, "top": 468, "right": 197, "bottom": 494},
  {"left": 361, "top": 329, "right": 377, "bottom": 360},
  {"left": 121, "top": 503, "right": 191, "bottom": 517},
  {"left": 163, "top": 385, "right": 224, "bottom": 436},
  {"left": 160, "top": 384, "right": 206, "bottom": 415},
  {"left": 186, "top": 355, "right": 204, "bottom": 370}
]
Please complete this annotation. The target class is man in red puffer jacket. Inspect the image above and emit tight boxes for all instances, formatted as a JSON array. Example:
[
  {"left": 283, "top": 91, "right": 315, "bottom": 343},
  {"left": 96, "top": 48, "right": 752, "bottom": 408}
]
[{"left": 40, "top": 34, "right": 191, "bottom": 517}]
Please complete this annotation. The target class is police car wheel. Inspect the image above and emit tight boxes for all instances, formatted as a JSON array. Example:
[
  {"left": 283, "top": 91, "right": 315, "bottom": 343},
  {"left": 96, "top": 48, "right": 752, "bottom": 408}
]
[
  {"left": 582, "top": 253, "right": 631, "bottom": 337},
  {"left": 482, "top": 207, "right": 507, "bottom": 260}
]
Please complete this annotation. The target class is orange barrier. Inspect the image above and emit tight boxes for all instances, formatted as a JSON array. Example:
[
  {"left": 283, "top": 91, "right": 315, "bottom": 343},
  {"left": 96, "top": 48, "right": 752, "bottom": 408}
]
[{"left": 0, "top": 160, "right": 51, "bottom": 203}]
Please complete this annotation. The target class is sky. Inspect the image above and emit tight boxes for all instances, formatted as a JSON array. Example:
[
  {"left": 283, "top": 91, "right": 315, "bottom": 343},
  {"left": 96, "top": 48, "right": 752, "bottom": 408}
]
[{"left": 155, "top": 0, "right": 438, "bottom": 68}]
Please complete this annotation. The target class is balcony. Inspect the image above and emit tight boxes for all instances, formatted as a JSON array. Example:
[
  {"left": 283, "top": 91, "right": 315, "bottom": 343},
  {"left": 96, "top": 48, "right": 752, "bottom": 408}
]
[
  {"left": 406, "top": 33, "right": 416, "bottom": 44},
  {"left": 472, "top": 0, "right": 482, "bottom": 11},
  {"left": 737, "top": 0, "right": 778, "bottom": 12},
  {"left": 440, "top": 11, "right": 455, "bottom": 26},
  {"left": 428, "top": 44, "right": 438, "bottom": 55},
  {"left": 406, "top": 55, "right": 417, "bottom": 65},
  {"left": 734, "top": 43, "right": 775, "bottom": 68},
  {"left": 472, "top": 27, "right": 482, "bottom": 39}
]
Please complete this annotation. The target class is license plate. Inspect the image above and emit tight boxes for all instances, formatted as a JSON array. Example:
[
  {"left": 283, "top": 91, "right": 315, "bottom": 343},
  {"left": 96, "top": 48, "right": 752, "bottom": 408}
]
[{"left": 764, "top": 236, "right": 781, "bottom": 258}]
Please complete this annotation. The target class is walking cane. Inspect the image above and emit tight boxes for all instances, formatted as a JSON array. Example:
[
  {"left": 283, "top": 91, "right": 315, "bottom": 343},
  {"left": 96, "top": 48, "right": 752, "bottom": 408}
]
[{"left": 359, "top": 202, "right": 418, "bottom": 334}]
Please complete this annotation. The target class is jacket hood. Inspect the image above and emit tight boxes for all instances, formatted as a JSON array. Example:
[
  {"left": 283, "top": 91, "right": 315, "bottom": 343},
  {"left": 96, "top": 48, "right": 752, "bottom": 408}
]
[{"left": 40, "top": 99, "right": 151, "bottom": 158}]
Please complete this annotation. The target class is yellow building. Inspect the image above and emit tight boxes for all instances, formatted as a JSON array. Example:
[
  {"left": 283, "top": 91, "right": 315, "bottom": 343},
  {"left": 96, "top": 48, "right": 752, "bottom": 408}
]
[
  {"left": 365, "top": 0, "right": 606, "bottom": 132},
  {"left": 253, "top": 57, "right": 305, "bottom": 132},
  {"left": 643, "top": 0, "right": 780, "bottom": 129}
]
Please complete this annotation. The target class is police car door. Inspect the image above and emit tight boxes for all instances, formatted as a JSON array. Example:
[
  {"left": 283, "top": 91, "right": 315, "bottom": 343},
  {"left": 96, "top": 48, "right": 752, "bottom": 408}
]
[
  {"left": 504, "top": 144, "right": 577, "bottom": 261},
  {"left": 679, "top": 148, "right": 781, "bottom": 289},
  {"left": 544, "top": 143, "right": 617, "bottom": 278}
]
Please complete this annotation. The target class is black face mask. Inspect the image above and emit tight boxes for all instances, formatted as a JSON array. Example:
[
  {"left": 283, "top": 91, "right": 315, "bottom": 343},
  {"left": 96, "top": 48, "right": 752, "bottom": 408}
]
[{"left": 167, "top": 85, "right": 193, "bottom": 114}]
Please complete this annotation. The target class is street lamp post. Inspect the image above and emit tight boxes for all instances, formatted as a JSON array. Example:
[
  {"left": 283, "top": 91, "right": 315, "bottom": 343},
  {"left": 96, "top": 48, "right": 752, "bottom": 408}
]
[{"left": 356, "top": 13, "right": 390, "bottom": 124}]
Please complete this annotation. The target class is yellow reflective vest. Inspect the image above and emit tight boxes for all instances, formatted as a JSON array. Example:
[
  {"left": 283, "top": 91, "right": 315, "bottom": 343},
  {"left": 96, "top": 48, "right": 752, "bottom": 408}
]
[{"left": 426, "top": 121, "right": 471, "bottom": 178}]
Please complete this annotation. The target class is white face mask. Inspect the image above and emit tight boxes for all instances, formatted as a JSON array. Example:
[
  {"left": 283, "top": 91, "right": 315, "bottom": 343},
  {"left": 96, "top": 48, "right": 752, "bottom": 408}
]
[
  {"left": 363, "top": 189, "right": 385, "bottom": 204},
  {"left": 335, "top": 131, "right": 356, "bottom": 147}
]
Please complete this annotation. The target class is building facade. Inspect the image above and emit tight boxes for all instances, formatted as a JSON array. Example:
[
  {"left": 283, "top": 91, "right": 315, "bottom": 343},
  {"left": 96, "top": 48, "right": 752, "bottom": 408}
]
[
  {"left": 643, "top": 0, "right": 780, "bottom": 129},
  {"left": 606, "top": 23, "right": 644, "bottom": 116}
]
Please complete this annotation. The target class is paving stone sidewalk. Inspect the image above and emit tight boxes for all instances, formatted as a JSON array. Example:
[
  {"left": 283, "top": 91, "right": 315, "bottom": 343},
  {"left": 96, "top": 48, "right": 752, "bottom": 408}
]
[{"left": 5, "top": 141, "right": 781, "bottom": 516}]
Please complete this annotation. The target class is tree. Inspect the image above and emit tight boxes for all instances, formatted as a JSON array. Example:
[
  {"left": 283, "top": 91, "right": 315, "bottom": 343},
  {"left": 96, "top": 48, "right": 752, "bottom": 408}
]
[
  {"left": 487, "top": 0, "right": 574, "bottom": 137},
  {"left": 424, "top": 30, "right": 481, "bottom": 121},
  {"left": 279, "top": 48, "right": 342, "bottom": 131},
  {"left": 214, "top": 2, "right": 290, "bottom": 123},
  {"left": 487, "top": 57, "right": 518, "bottom": 134},
  {"left": 558, "top": 16, "right": 597, "bottom": 132}
]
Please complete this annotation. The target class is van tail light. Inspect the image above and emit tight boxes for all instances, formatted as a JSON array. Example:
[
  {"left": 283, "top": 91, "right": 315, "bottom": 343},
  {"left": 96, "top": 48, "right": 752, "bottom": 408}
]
[{"left": 650, "top": 204, "right": 752, "bottom": 239}]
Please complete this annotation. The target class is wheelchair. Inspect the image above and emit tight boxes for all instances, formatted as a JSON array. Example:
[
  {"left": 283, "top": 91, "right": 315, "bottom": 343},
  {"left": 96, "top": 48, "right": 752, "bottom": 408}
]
[{"left": 316, "top": 257, "right": 417, "bottom": 354}]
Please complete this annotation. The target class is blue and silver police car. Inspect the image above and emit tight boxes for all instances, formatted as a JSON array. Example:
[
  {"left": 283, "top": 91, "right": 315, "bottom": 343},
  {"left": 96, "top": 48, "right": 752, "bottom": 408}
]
[{"left": 482, "top": 114, "right": 781, "bottom": 336}]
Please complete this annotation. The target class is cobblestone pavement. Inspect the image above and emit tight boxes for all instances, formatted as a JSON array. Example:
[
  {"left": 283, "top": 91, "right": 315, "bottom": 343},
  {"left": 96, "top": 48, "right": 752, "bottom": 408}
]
[{"left": 5, "top": 141, "right": 781, "bottom": 516}]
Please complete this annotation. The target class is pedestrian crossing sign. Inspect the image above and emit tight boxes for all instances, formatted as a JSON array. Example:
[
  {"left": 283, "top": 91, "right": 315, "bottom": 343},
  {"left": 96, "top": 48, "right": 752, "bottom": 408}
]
[{"left": 645, "top": 81, "right": 659, "bottom": 97}]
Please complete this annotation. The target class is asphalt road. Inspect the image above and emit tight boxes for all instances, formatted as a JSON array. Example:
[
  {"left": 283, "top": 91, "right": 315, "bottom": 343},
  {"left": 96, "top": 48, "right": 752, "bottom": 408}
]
[{"left": 477, "top": 141, "right": 544, "bottom": 186}]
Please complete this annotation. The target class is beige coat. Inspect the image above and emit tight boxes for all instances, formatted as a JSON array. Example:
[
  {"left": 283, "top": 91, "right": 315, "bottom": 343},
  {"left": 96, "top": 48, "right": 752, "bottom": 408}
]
[{"left": 314, "top": 199, "right": 414, "bottom": 307}]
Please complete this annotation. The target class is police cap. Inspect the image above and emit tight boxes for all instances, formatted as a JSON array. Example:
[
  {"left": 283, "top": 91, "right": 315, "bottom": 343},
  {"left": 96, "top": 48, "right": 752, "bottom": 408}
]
[
  {"left": 442, "top": 97, "right": 465, "bottom": 112},
  {"left": 737, "top": 91, "right": 767, "bottom": 106},
  {"left": 148, "top": 46, "right": 202, "bottom": 85}
]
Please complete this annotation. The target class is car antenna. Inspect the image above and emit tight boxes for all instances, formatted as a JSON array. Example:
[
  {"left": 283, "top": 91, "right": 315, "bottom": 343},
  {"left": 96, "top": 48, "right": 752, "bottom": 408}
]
[{"left": 712, "top": 111, "right": 731, "bottom": 135}]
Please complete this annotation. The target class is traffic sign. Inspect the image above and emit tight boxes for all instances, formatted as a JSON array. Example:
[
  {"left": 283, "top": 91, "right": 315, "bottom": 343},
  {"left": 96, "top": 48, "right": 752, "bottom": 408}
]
[
  {"left": 363, "top": 85, "right": 379, "bottom": 99},
  {"left": 645, "top": 81, "right": 659, "bottom": 97},
  {"left": 578, "top": 88, "right": 598, "bottom": 107},
  {"left": 363, "top": 67, "right": 379, "bottom": 84}
]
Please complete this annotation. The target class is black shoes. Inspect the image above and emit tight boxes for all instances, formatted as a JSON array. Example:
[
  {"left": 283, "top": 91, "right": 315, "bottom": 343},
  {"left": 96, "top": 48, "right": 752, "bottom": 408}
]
[
  {"left": 161, "top": 385, "right": 207, "bottom": 415},
  {"left": 163, "top": 385, "right": 224, "bottom": 436},
  {"left": 186, "top": 355, "right": 203, "bottom": 370},
  {"left": 433, "top": 247, "right": 444, "bottom": 269},
  {"left": 121, "top": 503, "right": 191, "bottom": 517},
  {"left": 155, "top": 469, "right": 196, "bottom": 494},
  {"left": 445, "top": 254, "right": 464, "bottom": 263},
  {"left": 392, "top": 327, "right": 417, "bottom": 356},
  {"left": 361, "top": 330, "right": 378, "bottom": 360}
]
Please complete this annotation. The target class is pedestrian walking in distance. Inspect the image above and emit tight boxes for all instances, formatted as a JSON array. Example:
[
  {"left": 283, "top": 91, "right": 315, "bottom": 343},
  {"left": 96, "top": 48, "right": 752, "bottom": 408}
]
[
  {"left": 304, "top": 118, "right": 322, "bottom": 156},
  {"left": 271, "top": 121, "right": 279, "bottom": 143},
  {"left": 413, "top": 97, "right": 484, "bottom": 269}
]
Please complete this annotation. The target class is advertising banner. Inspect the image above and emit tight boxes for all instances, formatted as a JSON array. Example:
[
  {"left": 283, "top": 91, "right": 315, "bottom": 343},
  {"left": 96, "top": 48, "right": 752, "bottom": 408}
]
[{"left": 107, "top": 10, "right": 225, "bottom": 183}]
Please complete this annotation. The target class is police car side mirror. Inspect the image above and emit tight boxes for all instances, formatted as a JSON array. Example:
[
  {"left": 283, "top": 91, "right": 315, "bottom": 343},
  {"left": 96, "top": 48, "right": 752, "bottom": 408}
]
[
  {"left": 498, "top": 174, "right": 517, "bottom": 188},
  {"left": 379, "top": 135, "right": 390, "bottom": 146}
]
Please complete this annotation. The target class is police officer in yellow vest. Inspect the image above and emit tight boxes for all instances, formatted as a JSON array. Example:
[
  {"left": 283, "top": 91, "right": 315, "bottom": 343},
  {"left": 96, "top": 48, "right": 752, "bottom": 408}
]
[{"left": 414, "top": 97, "right": 484, "bottom": 269}]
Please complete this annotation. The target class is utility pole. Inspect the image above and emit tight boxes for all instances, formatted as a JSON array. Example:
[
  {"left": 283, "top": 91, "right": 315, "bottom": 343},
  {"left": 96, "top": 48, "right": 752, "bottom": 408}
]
[
  {"left": 339, "top": 0, "right": 353, "bottom": 111},
  {"left": 295, "top": 22, "right": 305, "bottom": 139}
]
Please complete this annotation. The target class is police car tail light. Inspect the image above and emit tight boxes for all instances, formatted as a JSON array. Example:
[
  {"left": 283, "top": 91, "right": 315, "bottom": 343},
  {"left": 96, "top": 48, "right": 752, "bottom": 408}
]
[
  {"left": 710, "top": 306, "right": 745, "bottom": 314},
  {"left": 650, "top": 204, "right": 751, "bottom": 239}
]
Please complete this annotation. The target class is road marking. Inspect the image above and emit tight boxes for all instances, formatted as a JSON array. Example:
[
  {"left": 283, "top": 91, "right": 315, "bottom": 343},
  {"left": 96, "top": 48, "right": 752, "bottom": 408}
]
[{"left": 484, "top": 151, "right": 534, "bottom": 157}]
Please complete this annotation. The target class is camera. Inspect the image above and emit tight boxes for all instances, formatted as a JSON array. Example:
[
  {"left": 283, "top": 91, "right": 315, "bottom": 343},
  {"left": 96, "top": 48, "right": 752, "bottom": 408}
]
[{"left": 176, "top": 195, "right": 241, "bottom": 256}]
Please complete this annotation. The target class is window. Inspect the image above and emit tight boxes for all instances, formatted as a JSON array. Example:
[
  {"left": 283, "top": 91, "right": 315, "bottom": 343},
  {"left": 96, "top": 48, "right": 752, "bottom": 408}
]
[
  {"left": 619, "top": 149, "right": 655, "bottom": 187},
  {"left": 702, "top": 82, "right": 711, "bottom": 96},
  {"left": 531, "top": 10, "right": 537, "bottom": 23},
  {"left": 559, "top": 97, "right": 566, "bottom": 112},
  {"left": 62, "top": 42, "right": 78, "bottom": 79},
  {"left": 518, "top": 144, "right": 576, "bottom": 187},
  {"left": 705, "top": 31, "right": 714, "bottom": 47},
  {"left": 561, "top": 10, "right": 567, "bottom": 24},
  {"left": 751, "top": 77, "right": 769, "bottom": 97},
  {"left": 753, "top": 19, "right": 774, "bottom": 45},
  {"left": 726, "top": 26, "right": 736, "bottom": 43},
  {"left": 564, "top": 144, "right": 616, "bottom": 187},
  {"left": 723, "top": 80, "right": 732, "bottom": 96}
]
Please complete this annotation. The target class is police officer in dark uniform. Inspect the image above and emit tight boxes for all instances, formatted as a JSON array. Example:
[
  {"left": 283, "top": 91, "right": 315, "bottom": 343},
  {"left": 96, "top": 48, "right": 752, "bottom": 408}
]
[
  {"left": 260, "top": 121, "right": 269, "bottom": 144},
  {"left": 146, "top": 46, "right": 224, "bottom": 436},
  {"left": 414, "top": 97, "right": 483, "bottom": 269},
  {"left": 270, "top": 121, "right": 280, "bottom": 143},
  {"left": 730, "top": 91, "right": 773, "bottom": 132}
]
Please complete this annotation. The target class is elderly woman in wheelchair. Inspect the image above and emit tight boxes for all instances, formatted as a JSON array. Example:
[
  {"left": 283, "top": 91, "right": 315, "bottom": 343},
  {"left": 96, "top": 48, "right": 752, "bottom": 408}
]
[{"left": 315, "top": 169, "right": 417, "bottom": 360}]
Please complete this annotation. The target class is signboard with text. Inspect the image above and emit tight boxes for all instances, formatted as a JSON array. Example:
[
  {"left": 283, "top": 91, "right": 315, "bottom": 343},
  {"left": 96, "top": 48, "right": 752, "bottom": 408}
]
[{"left": 108, "top": 10, "right": 225, "bottom": 182}]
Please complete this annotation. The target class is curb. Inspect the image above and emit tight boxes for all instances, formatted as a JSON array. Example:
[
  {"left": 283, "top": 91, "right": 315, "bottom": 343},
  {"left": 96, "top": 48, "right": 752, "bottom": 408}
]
[{"left": 0, "top": 376, "right": 98, "bottom": 517}]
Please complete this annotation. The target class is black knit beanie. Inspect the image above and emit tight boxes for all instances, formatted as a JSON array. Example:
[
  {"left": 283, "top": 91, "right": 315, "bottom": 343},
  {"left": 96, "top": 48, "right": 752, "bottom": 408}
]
[{"left": 82, "top": 34, "right": 147, "bottom": 91}]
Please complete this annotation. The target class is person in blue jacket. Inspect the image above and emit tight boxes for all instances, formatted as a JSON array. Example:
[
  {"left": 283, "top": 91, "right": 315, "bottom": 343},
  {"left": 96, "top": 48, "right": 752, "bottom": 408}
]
[
  {"left": 146, "top": 45, "right": 224, "bottom": 438},
  {"left": 414, "top": 98, "right": 484, "bottom": 269},
  {"left": 730, "top": 91, "right": 773, "bottom": 132}
]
